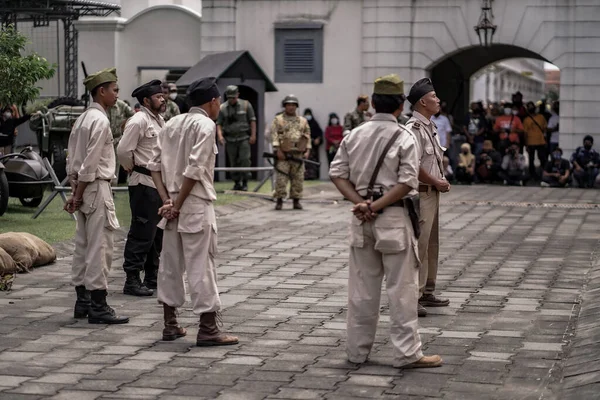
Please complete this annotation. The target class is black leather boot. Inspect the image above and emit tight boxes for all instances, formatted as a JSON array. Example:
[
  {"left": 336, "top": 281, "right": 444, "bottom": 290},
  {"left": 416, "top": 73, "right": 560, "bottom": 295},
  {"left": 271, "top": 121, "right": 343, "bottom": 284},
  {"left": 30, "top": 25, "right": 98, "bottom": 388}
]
[
  {"left": 88, "top": 290, "right": 129, "bottom": 324},
  {"left": 241, "top": 180, "right": 248, "bottom": 191},
  {"left": 74, "top": 285, "right": 91, "bottom": 319},
  {"left": 143, "top": 268, "right": 158, "bottom": 290},
  {"left": 123, "top": 272, "right": 154, "bottom": 297},
  {"left": 293, "top": 199, "right": 303, "bottom": 210},
  {"left": 275, "top": 198, "right": 283, "bottom": 210}
]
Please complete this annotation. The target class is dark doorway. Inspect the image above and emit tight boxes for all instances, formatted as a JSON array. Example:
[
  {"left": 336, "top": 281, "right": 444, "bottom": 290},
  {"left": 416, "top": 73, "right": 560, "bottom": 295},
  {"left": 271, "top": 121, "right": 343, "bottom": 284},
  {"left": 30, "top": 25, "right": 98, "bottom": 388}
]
[
  {"left": 223, "top": 85, "right": 259, "bottom": 180},
  {"left": 429, "top": 44, "right": 548, "bottom": 126}
]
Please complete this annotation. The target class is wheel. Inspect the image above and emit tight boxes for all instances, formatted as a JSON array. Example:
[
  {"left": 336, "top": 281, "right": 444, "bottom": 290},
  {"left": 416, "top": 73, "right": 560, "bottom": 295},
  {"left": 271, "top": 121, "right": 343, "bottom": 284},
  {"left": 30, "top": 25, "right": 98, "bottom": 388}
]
[
  {"left": 19, "top": 196, "right": 43, "bottom": 208},
  {"left": 0, "top": 170, "right": 8, "bottom": 216},
  {"left": 50, "top": 139, "right": 67, "bottom": 182}
]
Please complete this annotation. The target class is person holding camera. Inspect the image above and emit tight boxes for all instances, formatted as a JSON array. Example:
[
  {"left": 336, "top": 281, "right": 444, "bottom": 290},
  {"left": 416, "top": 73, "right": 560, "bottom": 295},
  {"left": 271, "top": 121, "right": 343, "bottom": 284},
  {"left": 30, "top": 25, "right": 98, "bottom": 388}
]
[
  {"left": 499, "top": 143, "right": 527, "bottom": 186},
  {"left": 476, "top": 140, "right": 502, "bottom": 183},
  {"left": 493, "top": 103, "right": 524, "bottom": 155},
  {"left": 571, "top": 135, "right": 600, "bottom": 188},
  {"left": 542, "top": 148, "right": 571, "bottom": 188}
]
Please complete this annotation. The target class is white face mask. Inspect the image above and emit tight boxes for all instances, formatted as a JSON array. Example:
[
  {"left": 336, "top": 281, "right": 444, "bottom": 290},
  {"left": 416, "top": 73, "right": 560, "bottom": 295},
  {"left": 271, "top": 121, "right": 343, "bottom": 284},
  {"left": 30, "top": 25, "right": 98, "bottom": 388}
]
[
  {"left": 331, "top": 118, "right": 339, "bottom": 125},
  {"left": 305, "top": 115, "right": 312, "bottom": 120},
  {"left": 169, "top": 93, "right": 177, "bottom": 100},
  {"left": 503, "top": 108, "right": 511, "bottom": 116},
  {"left": 512, "top": 110, "right": 518, "bottom": 116},
  {"left": 3, "top": 112, "right": 11, "bottom": 119}
]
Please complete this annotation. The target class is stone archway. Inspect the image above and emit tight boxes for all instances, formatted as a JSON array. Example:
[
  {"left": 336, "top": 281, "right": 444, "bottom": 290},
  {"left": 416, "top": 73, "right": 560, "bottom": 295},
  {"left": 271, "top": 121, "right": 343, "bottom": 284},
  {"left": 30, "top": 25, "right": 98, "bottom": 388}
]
[{"left": 428, "top": 44, "right": 549, "bottom": 122}]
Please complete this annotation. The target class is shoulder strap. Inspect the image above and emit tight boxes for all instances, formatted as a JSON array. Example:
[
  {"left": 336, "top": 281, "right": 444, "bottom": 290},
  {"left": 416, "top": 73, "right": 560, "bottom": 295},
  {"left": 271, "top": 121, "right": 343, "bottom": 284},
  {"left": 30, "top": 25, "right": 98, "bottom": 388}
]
[{"left": 367, "top": 127, "right": 403, "bottom": 196}]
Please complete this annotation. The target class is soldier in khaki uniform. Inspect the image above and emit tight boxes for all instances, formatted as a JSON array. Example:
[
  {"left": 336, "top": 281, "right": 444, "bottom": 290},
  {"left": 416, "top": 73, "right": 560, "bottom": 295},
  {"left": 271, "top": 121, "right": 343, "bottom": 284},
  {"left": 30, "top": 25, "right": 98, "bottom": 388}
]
[
  {"left": 117, "top": 80, "right": 166, "bottom": 297},
  {"left": 406, "top": 78, "right": 451, "bottom": 318},
  {"left": 161, "top": 82, "right": 180, "bottom": 121},
  {"left": 269, "top": 95, "right": 311, "bottom": 210},
  {"left": 65, "top": 68, "right": 129, "bottom": 325},
  {"left": 216, "top": 85, "right": 257, "bottom": 191},
  {"left": 343, "top": 95, "right": 371, "bottom": 136},
  {"left": 330, "top": 74, "right": 441, "bottom": 369},
  {"left": 148, "top": 77, "right": 238, "bottom": 346}
]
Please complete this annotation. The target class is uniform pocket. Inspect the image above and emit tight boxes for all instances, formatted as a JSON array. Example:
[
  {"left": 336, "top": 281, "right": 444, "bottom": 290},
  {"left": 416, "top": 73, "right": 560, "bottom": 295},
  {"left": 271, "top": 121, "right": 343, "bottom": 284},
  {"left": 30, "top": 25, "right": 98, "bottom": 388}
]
[
  {"left": 373, "top": 209, "right": 407, "bottom": 254},
  {"left": 349, "top": 217, "right": 364, "bottom": 248},
  {"left": 209, "top": 223, "right": 218, "bottom": 257},
  {"left": 177, "top": 212, "right": 205, "bottom": 234},
  {"left": 104, "top": 200, "right": 120, "bottom": 230},
  {"left": 79, "top": 185, "right": 99, "bottom": 215}
]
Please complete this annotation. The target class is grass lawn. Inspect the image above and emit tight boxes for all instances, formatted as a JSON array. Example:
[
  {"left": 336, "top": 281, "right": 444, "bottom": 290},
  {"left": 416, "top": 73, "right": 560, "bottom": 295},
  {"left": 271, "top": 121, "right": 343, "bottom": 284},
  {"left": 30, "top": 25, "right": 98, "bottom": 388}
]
[{"left": 0, "top": 180, "right": 324, "bottom": 244}]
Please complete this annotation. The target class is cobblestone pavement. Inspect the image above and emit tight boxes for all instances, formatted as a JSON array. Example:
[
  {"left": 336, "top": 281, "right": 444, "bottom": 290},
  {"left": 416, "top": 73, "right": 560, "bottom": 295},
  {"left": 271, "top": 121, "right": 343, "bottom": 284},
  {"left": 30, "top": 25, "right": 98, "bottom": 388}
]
[{"left": 1, "top": 184, "right": 600, "bottom": 400}]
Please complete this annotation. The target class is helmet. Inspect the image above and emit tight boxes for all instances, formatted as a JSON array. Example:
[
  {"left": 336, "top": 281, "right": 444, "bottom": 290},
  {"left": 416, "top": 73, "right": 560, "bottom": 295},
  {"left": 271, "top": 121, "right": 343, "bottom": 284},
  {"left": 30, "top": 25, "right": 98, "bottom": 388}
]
[
  {"left": 282, "top": 94, "right": 299, "bottom": 107},
  {"left": 225, "top": 85, "right": 239, "bottom": 98}
]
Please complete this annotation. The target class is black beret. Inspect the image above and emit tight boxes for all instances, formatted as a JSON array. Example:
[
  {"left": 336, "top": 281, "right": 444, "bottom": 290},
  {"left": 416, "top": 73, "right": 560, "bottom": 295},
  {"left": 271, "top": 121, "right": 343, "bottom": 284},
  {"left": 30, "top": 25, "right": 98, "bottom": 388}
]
[
  {"left": 131, "top": 80, "right": 162, "bottom": 101},
  {"left": 407, "top": 78, "right": 435, "bottom": 105},
  {"left": 186, "top": 77, "right": 220, "bottom": 105}
]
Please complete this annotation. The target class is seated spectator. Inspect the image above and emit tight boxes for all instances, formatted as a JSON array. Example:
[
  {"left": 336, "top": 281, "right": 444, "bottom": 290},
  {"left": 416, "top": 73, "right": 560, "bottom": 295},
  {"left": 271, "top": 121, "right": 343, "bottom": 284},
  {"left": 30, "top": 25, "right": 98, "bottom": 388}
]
[
  {"left": 571, "top": 135, "right": 600, "bottom": 188},
  {"left": 456, "top": 143, "right": 475, "bottom": 184},
  {"left": 499, "top": 143, "right": 528, "bottom": 186},
  {"left": 463, "top": 102, "right": 487, "bottom": 155},
  {"left": 324, "top": 113, "right": 343, "bottom": 165},
  {"left": 493, "top": 103, "right": 524, "bottom": 155},
  {"left": 476, "top": 140, "right": 502, "bottom": 183},
  {"left": 542, "top": 148, "right": 571, "bottom": 187},
  {"left": 443, "top": 156, "right": 454, "bottom": 182}
]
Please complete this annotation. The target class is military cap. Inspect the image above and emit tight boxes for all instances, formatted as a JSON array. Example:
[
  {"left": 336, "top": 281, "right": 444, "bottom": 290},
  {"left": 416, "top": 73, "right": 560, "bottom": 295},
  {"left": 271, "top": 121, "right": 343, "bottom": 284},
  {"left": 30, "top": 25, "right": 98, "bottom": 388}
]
[
  {"left": 225, "top": 85, "right": 239, "bottom": 98},
  {"left": 282, "top": 94, "right": 299, "bottom": 107},
  {"left": 131, "top": 80, "right": 162, "bottom": 102},
  {"left": 186, "top": 77, "right": 220, "bottom": 105},
  {"left": 407, "top": 78, "right": 435, "bottom": 105},
  {"left": 373, "top": 74, "right": 404, "bottom": 96},
  {"left": 83, "top": 67, "right": 118, "bottom": 92}
]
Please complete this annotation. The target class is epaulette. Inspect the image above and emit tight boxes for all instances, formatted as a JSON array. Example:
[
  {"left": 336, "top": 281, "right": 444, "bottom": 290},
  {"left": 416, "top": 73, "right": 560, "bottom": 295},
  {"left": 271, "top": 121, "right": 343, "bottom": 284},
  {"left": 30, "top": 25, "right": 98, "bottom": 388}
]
[{"left": 412, "top": 121, "right": 421, "bottom": 129}]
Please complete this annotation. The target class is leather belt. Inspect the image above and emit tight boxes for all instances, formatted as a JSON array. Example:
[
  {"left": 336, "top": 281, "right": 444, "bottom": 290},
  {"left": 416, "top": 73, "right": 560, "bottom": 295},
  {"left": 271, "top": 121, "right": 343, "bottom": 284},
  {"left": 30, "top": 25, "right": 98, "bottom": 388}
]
[
  {"left": 133, "top": 165, "right": 152, "bottom": 176},
  {"left": 419, "top": 185, "right": 437, "bottom": 193},
  {"left": 361, "top": 196, "right": 404, "bottom": 208}
]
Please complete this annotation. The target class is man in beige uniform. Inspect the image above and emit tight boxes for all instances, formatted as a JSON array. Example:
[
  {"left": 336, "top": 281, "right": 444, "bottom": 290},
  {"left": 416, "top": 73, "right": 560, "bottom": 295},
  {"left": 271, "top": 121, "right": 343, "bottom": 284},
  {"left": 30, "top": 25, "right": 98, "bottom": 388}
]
[
  {"left": 117, "top": 80, "right": 166, "bottom": 297},
  {"left": 330, "top": 74, "right": 441, "bottom": 369},
  {"left": 148, "top": 77, "right": 238, "bottom": 345},
  {"left": 65, "top": 68, "right": 129, "bottom": 325},
  {"left": 406, "top": 78, "right": 451, "bottom": 318}
]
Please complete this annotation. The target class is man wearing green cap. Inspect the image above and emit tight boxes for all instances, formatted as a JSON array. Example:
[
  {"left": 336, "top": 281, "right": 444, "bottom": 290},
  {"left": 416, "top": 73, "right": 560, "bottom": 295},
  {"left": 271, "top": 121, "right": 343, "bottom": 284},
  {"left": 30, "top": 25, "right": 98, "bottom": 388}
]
[
  {"left": 406, "top": 78, "right": 451, "bottom": 318},
  {"left": 216, "top": 85, "right": 257, "bottom": 191},
  {"left": 330, "top": 74, "right": 442, "bottom": 369},
  {"left": 65, "top": 67, "right": 129, "bottom": 325}
]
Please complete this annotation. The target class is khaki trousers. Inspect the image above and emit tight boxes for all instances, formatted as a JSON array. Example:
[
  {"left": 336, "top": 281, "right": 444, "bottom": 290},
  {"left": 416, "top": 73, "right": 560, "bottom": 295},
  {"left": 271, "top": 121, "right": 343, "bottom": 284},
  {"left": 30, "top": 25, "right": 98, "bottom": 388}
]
[
  {"left": 418, "top": 189, "right": 440, "bottom": 296},
  {"left": 72, "top": 180, "right": 120, "bottom": 290},
  {"left": 157, "top": 199, "right": 221, "bottom": 315},
  {"left": 347, "top": 207, "right": 423, "bottom": 367}
]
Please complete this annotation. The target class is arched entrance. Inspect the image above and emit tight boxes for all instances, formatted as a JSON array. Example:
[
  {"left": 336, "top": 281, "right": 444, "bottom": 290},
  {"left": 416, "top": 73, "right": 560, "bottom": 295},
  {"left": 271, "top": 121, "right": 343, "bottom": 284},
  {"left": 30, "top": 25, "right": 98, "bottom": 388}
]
[{"left": 428, "top": 44, "right": 549, "bottom": 123}]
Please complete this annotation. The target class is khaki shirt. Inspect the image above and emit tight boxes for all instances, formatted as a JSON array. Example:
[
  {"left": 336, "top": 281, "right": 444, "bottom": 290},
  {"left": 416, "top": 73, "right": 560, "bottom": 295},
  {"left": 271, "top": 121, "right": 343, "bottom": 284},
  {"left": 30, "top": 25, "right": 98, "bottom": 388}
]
[
  {"left": 406, "top": 111, "right": 445, "bottom": 183},
  {"left": 329, "top": 113, "right": 419, "bottom": 196},
  {"left": 117, "top": 106, "right": 165, "bottom": 188},
  {"left": 270, "top": 114, "right": 312, "bottom": 152},
  {"left": 107, "top": 99, "right": 134, "bottom": 142},
  {"left": 147, "top": 107, "right": 218, "bottom": 202},
  {"left": 67, "top": 102, "right": 115, "bottom": 183}
]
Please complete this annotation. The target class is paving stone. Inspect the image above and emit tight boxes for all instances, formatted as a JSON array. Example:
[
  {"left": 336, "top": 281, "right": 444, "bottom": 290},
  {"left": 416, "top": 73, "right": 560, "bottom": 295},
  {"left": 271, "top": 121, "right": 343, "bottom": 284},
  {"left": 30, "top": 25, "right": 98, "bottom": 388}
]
[
  {"left": 48, "top": 391, "right": 108, "bottom": 400},
  {"left": 6, "top": 382, "right": 65, "bottom": 395},
  {"left": 0, "top": 375, "right": 32, "bottom": 387},
  {"left": 269, "top": 388, "right": 330, "bottom": 399},
  {"left": 521, "top": 342, "right": 564, "bottom": 352}
]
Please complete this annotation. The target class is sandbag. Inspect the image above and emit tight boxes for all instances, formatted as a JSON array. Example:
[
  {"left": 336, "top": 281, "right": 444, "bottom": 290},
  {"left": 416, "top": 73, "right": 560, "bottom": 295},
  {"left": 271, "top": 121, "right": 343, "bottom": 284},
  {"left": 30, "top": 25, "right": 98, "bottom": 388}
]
[
  {"left": 0, "top": 233, "right": 39, "bottom": 272},
  {"left": 0, "top": 247, "right": 17, "bottom": 274},
  {"left": 17, "top": 232, "right": 56, "bottom": 267}
]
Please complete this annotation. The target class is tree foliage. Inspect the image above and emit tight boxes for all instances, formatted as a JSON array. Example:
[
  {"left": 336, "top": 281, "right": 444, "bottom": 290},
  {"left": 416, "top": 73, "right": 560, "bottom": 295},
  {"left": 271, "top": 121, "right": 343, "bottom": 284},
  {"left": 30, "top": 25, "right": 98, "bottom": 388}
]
[{"left": 0, "top": 25, "right": 56, "bottom": 108}]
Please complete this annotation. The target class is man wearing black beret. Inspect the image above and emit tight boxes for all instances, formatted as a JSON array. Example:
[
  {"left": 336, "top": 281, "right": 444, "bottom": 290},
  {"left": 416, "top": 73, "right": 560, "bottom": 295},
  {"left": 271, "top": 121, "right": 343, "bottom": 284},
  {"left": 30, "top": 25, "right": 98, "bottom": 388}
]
[
  {"left": 148, "top": 77, "right": 238, "bottom": 346},
  {"left": 406, "top": 78, "right": 451, "bottom": 318},
  {"left": 117, "top": 80, "right": 166, "bottom": 297}
]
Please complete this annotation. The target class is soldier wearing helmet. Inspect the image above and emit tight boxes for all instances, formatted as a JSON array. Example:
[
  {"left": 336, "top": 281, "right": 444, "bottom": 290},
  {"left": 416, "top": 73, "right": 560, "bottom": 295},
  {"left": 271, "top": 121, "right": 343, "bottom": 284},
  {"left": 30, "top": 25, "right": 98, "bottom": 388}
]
[
  {"left": 269, "top": 94, "right": 311, "bottom": 210},
  {"left": 216, "top": 85, "right": 257, "bottom": 191}
]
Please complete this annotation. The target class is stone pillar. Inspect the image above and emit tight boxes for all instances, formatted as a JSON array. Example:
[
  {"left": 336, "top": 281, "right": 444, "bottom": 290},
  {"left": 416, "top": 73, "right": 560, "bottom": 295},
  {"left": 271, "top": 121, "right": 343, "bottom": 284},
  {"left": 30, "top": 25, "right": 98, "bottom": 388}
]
[{"left": 200, "top": 0, "right": 236, "bottom": 58}]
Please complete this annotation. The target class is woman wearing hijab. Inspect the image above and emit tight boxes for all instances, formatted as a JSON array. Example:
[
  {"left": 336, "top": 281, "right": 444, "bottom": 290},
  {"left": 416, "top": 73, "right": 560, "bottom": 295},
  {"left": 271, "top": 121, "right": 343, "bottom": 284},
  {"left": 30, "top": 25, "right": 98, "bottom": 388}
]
[
  {"left": 303, "top": 108, "right": 323, "bottom": 180},
  {"left": 324, "top": 113, "right": 343, "bottom": 165},
  {"left": 456, "top": 143, "right": 475, "bottom": 184}
]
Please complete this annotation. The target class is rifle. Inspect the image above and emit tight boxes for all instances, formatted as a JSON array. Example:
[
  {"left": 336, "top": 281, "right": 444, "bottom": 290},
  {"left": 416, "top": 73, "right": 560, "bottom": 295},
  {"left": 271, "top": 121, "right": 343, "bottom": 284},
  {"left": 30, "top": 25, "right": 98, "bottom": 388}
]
[
  {"left": 263, "top": 151, "right": 320, "bottom": 166},
  {"left": 81, "top": 62, "right": 89, "bottom": 108}
]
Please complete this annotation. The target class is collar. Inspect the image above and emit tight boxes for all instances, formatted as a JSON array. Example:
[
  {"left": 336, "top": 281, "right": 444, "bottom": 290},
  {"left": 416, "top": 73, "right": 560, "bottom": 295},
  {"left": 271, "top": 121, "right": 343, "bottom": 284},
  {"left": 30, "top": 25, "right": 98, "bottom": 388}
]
[
  {"left": 189, "top": 107, "right": 209, "bottom": 117},
  {"left": 369, "top": 113, "right": 398, "bottom": 123},
  {"left": 141, "top": 105, "right": 163, "bottom": 124},
  {"left": 89, "top": 102, "right": 108, "bottom": 117},
  {"left": 412, "top": 110, "right": 430, "bottom": 125}
]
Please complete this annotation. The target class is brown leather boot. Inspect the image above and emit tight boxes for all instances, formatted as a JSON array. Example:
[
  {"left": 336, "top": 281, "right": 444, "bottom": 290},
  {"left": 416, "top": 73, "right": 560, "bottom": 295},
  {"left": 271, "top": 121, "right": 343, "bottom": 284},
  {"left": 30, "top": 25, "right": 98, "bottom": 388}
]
[
  {"left": 196, "top": 312, "right": 239, "bottom": 347},
  {"left": 293, "top": 199, "right": 303, "bottom": 210},
  {"left": 162, "top": 304, "right": 187, "bottom": 341}
]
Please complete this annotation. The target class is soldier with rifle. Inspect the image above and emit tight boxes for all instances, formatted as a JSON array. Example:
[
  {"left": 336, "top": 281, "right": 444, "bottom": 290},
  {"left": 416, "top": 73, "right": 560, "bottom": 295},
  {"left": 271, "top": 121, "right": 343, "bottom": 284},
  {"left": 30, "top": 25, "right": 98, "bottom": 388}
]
[{"left": 268, "top": 95, "right": 311, "bottom": 210}]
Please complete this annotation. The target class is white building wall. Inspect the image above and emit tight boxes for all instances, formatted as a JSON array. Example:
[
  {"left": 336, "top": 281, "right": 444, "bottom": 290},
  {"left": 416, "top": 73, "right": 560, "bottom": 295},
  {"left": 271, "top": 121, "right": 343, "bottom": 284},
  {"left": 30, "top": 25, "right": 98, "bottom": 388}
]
[{"left": 237, "top": 0, "right": 364, "bottom": 131}]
